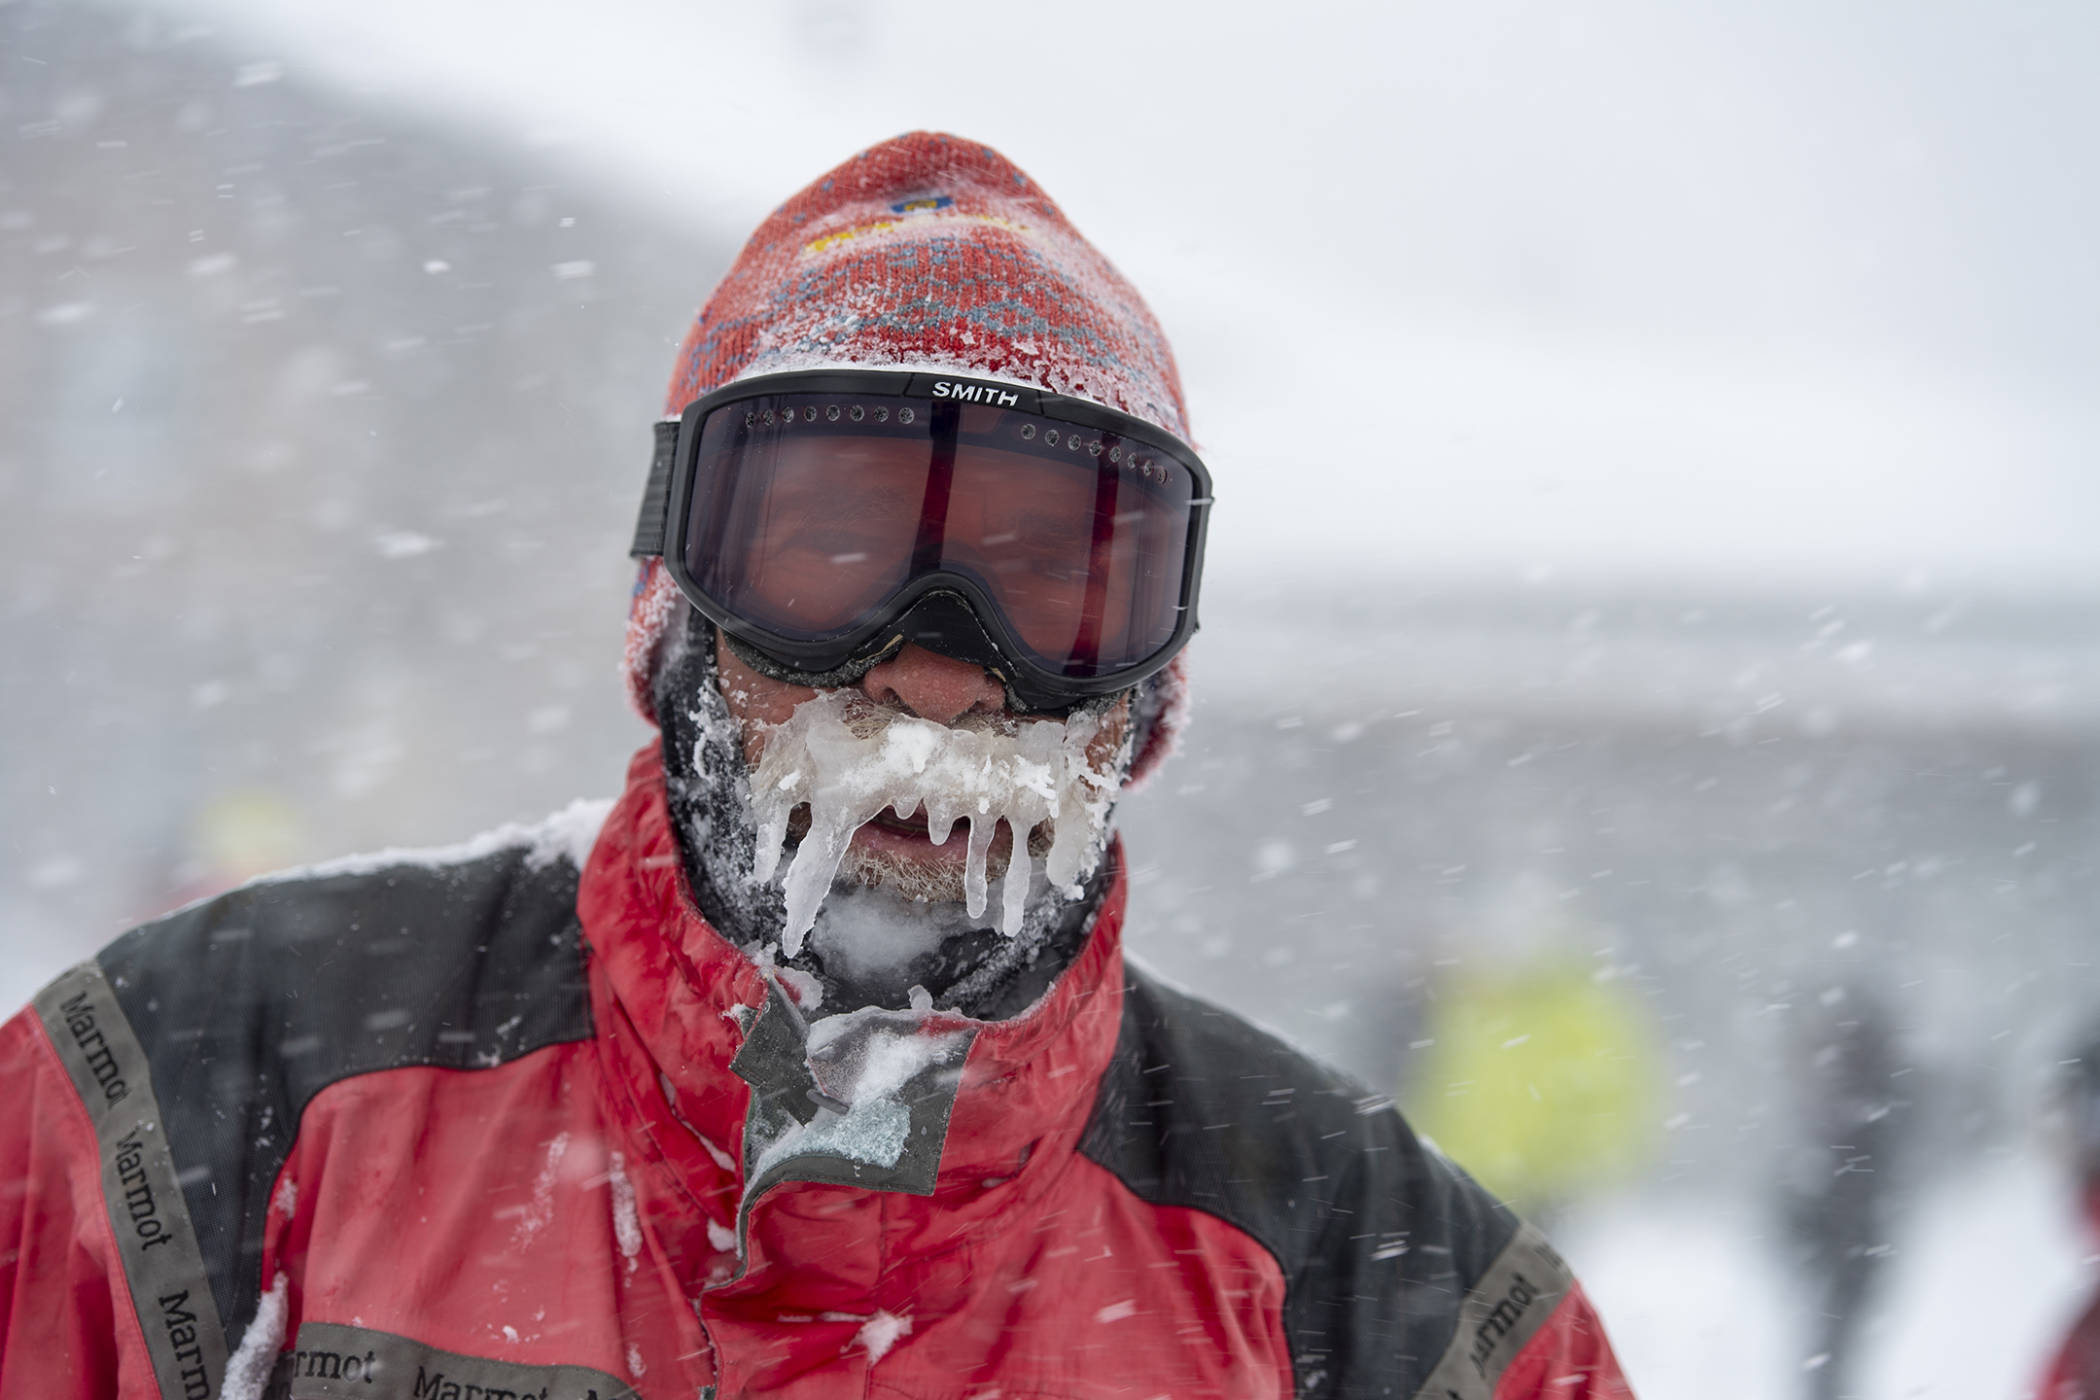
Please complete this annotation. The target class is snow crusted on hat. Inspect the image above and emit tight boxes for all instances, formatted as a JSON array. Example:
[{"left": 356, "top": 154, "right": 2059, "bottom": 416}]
[{"left": 626, "top": 131, "right": 1194, "bottom": 786}]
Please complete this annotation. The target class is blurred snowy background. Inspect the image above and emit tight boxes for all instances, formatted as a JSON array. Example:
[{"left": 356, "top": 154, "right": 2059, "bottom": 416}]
[{"left": 3, "top": 0, "right": 2096, "bottom": 1393}]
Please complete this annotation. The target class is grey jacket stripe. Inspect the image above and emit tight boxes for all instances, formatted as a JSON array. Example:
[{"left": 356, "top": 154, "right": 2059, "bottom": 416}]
[
  {"left": 34, "top": 962, "right": 229, "bottom": 1400},
  {"left": 272, "top": 1322, "right": 638, "bottom": 1398},
  {"left": 1413, "top": 1221, "right": 1575, "bottom": 1400}
]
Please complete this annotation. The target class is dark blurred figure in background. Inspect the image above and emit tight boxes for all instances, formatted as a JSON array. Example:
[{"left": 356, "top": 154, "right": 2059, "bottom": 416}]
[
  {"left": 1782, "top": 988, "right": 1908, "bottom": 1400},
  {"left": 2036, "top": 1030, "right": 2100, "bottom": 1400}
]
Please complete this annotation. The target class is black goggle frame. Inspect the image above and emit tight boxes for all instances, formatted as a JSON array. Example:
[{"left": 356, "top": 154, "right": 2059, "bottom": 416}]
[{"left": 630, "top": 369, "right": 1212, "bottom": 712}]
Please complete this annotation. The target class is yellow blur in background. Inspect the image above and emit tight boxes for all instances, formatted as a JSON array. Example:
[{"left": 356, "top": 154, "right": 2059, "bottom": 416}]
[{"left": 1406, "top": 957, "right": 1665, "bottom": 1212}]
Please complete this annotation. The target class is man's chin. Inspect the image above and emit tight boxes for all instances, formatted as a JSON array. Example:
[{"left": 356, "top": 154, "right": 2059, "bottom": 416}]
[{"left": 836, "top": 822, "right": 1016, "bottom": 907}]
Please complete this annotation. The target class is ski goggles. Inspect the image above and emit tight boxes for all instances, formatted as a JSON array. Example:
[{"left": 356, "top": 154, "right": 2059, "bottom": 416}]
[{"left": 631, "top": 369, "right": 1211, "bottom": 711}]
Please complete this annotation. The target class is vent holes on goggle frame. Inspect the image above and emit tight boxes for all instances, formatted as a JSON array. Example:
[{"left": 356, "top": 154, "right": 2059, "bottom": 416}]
[
  {"left": 743, "top": 402, "right": 912, "bottom": 430},
  {"left": 726, "top": 400, "right": 1171, "bottom": 485}
]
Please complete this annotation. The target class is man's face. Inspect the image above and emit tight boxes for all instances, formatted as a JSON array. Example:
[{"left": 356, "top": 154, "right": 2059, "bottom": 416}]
[{"left": 711, "top": 634, "right": 1131, "bottom": 907}]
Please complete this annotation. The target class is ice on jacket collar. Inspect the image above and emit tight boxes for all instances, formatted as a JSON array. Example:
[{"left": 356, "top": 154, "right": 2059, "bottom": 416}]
[
  {"left": 748, "top": 691, "right": 1114, "bottom": 956},
  {"left": 750, "top": 1000, "right": 972, "bottom": 1179},
  {"left": 749, "top": 944, "right": 827, "bottom": 1013}
]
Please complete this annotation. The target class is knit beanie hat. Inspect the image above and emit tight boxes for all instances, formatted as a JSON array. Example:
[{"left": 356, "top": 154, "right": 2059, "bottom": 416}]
[{"left": 626, "top": 131, "right": 1194, "bottom": 785}]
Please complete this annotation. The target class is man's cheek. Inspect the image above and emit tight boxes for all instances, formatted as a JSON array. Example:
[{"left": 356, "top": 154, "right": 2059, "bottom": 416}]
[{"left": 1083, "top": 700, "right": 1134, "bottom": 777}]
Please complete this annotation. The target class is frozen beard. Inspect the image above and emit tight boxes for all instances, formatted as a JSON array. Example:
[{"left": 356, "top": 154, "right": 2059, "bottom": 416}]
[
  {"left": 654, "top": 606, "right": 1127, "bottom": 1018},
  {"left": 754, "top": 690, "right": 1116, "bottom": 955}
]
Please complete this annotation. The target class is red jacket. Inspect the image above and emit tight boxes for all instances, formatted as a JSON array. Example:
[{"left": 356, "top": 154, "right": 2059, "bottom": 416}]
[{"left": 0, "top": 747, "right": 1632, "bottom": 1399}]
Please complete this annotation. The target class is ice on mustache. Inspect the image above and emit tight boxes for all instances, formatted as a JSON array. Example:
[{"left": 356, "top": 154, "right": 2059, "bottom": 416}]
[{"left": 750, "top": 692, "right": 1115, "bottom": 956}]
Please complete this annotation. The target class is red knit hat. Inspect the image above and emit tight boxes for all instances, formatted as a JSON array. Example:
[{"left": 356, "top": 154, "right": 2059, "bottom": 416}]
[{"left": 626, "top": 131, "right": 1193, "bottom": 785}]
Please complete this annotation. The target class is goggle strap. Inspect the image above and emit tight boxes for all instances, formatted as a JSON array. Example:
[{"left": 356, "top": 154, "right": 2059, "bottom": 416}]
[{"left": 628, "top": 419, "right": 681, "bottom": 559}]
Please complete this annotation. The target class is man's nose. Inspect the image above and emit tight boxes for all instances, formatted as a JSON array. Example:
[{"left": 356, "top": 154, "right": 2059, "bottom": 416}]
[{"left": 859, "top": 644, "right": 1007, "bottom": 725}]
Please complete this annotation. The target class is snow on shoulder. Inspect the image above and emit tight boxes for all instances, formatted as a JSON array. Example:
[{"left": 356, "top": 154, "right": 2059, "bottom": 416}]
[{"left": 255, "top": 797, "right": 615, "bottom": 887}]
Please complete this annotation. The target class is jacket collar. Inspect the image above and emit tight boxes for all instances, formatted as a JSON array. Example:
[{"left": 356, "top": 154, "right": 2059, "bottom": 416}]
[{"left": 576, "top": 745, "right": 1129, "bottom": 1270}]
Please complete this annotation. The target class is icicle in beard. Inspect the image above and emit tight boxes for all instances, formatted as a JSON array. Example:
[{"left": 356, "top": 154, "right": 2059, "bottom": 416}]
[{"left": 652, "top": 601, "right": 1124, "bottom": 1020}]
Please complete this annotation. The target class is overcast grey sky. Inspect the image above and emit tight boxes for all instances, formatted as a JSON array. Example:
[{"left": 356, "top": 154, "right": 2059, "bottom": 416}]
[{"left": 139, "top": 0, "right": 2100, "bottom": 594}]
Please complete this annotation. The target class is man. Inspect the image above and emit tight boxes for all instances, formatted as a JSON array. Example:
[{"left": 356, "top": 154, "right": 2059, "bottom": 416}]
[
  {"left": 1781, "top": 991, "right": 1905, "bottom": 1400},
  {"left": 0, "top": 132, "right": 1632, "bottom": 1399}
]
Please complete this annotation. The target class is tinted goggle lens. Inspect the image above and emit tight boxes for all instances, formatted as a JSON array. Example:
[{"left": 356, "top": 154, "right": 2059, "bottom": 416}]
[{"left": 681, "top": 392, "right": 1198, "bottom": 679}]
